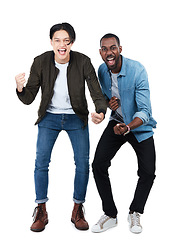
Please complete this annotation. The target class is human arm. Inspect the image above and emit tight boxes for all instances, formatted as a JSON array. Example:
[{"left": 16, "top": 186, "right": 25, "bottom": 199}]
[
  {"left": 114, "top": 65, "right": 152, "bottom": 134},
  {"left": 84, "top": 58, "right": 107, "bottom": 122},
  {"left": 132, "top": 67, "right": 152, "bottom": 124},
  {"left": 16, "top": 57, "right": 41, "bottom": 105},
  {"left": 114, "top": 117, "right": 143, "bottom": 135}
]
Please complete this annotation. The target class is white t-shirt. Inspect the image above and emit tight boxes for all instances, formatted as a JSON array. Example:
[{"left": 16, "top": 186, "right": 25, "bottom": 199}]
[
  {"left": 47, "top": 61, "right": 75, "bottom": 114},
  {"left": 109, "top": 72, "right": 124, "bottom": 122}
]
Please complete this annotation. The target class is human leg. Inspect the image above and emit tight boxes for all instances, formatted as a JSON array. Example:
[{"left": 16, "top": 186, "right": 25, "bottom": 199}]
[
  {"left": 31, "top": 115, "right": 60, "bottom": 232},
  {"left": 66, "top": 115, "right": 89, "bottom": 230},
  {"left": 128, "top": 135, "right": 156, "bottom": 214},
  {"left": 66, "top": 120, "right": 90, "bottom": 204},
  {"left": 34, "top": 117, "right": 60, "bottom": 203},
  {"left": 92, "top": 120, "right": 126, "bottom": 217}
]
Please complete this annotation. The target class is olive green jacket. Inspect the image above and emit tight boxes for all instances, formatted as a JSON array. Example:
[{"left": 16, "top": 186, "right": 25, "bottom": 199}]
[{"left": 17, "top": 50, "right": 107, "bottom": 126}]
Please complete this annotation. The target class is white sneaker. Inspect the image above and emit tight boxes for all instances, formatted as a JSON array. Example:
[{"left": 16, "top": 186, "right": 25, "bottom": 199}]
[
  {"left": 128, "top": 212, "right": 142, "bottom": 234},
  {"left": 91, "top": 214, "right": 117, "bottom": 233}
]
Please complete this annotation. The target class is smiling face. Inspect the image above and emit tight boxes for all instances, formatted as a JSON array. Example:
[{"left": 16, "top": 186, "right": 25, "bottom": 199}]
[
  {"left": 100, "top": 37, "right": 122, "bottom": 73},
  {"left": 51, "top": 30, "right": 73, "bottom": 64}
]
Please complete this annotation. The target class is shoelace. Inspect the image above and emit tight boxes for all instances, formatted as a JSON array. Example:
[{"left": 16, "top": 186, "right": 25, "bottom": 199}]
[
  {"left": 75, "top": 204, "right": 85, "bottom": 221},
  {"left": 96, "top": 215, "right": 111, "bottom": 229},
  {"left": 130, "top": 212, "right": 141, "bottom": 227},
  {"left": 32, "top": 206, "right": 44, "bottom": 222}
]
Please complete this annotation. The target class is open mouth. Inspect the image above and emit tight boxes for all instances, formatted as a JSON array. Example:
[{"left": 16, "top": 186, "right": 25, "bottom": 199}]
[
  {"left": 58, "top": 49, "right": 67, "bottom": 55},
  {"left": 106, "top": 55, "right": 115, "bottom": 65}
]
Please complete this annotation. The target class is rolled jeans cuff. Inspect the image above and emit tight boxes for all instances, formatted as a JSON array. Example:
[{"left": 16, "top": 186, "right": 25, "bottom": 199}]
[
  {"left": 35, "top": 197, "right": 49, "bottom": 204},
  {"left": 73, "top": 198, "right": 85, "bottom": 204}
]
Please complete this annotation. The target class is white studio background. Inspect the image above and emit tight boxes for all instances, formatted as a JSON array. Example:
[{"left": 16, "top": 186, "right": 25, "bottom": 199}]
[{"left": 0, "top": 0, "right": 170, "bottom": 239}]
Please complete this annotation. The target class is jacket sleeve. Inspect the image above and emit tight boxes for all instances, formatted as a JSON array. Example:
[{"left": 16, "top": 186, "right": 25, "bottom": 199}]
[
  {"left": 133, "top": 68, "right": 152, "bottom": 124},
  {"left": 16, "top": 57, "right": 41, "bottom": 105},
  {"left": 84, "top": 58, "right": 108, "bottom": 115},
  {"left": 98, "top": 66, "right": 110, "bottom": 101}
]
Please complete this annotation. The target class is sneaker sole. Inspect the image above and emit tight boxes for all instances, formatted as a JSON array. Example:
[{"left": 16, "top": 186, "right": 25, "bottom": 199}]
[{"left": 91, "top": 223, "right": 117, "bottom": 233}]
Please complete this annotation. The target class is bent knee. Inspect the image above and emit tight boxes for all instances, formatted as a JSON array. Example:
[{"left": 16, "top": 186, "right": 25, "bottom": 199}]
[{"left": 92, "top": 159, "right": 111, "bottom": 174}]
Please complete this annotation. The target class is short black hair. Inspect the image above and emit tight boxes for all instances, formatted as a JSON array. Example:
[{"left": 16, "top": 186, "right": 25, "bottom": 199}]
[
  {"left": 50, "top": 22, "right": 76, "bottom": 43},
  {"left": 100, "top": 33, "right": 120, "bottom": 46}
]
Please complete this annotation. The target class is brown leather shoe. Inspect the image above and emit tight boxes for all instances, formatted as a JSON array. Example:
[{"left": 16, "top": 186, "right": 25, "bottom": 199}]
[
  {"left": 71, "top": 203, "right": 89, "bottom": 230},
  {"left": 30, "top": 203, "right": 48, "bottom": 232}
]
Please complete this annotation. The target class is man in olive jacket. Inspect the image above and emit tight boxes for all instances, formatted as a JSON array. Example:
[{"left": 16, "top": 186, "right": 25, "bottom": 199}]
[{"left": 15, "top": 23, "right": 107, "bottom": 232}]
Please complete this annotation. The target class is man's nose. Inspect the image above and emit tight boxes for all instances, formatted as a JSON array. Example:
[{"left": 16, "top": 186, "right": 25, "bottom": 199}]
[
  {"left": 59, "top": 40, "right": 65, "bottom": 47},
  {"left": 106, "top": 48, "right": 113, "bottom": 55}
]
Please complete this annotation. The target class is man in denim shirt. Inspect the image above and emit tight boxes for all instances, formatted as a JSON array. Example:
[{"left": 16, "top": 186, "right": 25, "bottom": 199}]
[{"left": 91, "top": 34, "right": 157, "bottom": 234}]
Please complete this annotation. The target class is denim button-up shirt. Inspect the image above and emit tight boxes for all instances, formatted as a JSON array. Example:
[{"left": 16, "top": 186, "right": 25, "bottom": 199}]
[{"left": 98, "top": 55, "right": 157, "bottom": 142}]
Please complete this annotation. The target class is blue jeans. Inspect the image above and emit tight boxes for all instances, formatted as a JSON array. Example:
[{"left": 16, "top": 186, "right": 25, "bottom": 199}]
[{"left": 34, "top": 112, "right": 90, "bottom": 204}]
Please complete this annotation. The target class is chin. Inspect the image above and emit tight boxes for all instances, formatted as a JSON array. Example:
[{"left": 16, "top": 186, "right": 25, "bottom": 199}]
[{"left": 107, "top": 64, "right": 116, "bottom": 70}]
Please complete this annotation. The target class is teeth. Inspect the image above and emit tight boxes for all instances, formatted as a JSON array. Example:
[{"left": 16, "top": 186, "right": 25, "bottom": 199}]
[
  {"left": 107, "top": 57, "right": 114, "bottom": 61},
  {"left": 59, "top": 49, "right": 66, "bottom": 51}
]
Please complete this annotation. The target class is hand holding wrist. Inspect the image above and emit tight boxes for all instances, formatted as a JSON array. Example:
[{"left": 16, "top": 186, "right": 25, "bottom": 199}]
[{"left": 123, "top": 125, "right": 131, "bottom": 136}]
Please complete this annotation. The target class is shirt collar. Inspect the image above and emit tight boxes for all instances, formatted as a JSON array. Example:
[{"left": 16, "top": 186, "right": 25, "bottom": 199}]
[
  {"left": 106, "top": 55, "right": 126, "bottom": 77},
  {"left": 118, "top": 55, "right": 126, "bottom": 77}
]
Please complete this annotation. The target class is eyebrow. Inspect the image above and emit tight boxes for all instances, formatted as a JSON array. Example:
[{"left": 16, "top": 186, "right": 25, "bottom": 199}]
[
  {"left": 54, "top": 37, "right": 70, "bottom": 40},
  {"left": 101, "top": 44, "right": 117, "bottom": 48}
]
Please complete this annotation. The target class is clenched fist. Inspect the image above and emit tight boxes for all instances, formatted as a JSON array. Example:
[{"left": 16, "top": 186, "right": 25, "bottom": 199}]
[
  {"left": 109, "top": 96, "right": 119, "bottom": 111},
  {"left": 15, "top": 73, "right": 26, "bottom": 92},
  {"left": 114, "top": 123, "right": 128, "bottom": 135},
  {"left": 91, "top": 112, "right": 104, "bottom": 124}
]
